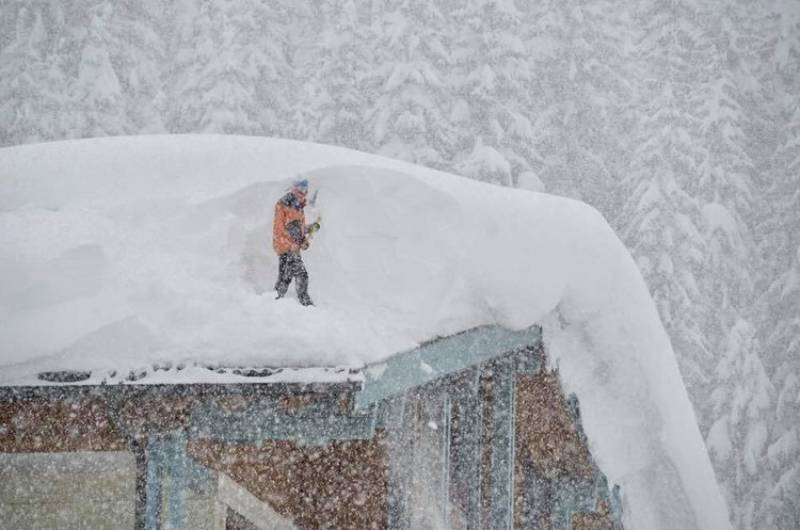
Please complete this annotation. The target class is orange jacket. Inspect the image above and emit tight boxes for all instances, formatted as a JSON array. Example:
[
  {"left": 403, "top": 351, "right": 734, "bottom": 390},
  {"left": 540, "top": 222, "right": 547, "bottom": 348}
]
[{"left": 273, "top": 191, "right": 307, "bottom": 255}]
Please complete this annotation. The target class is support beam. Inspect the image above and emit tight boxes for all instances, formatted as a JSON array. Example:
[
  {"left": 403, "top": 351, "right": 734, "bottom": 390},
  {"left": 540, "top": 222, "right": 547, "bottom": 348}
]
[
  {"left": 490, "top": 357, "right": 516, "bottom": 530},
  {"left": 518, "top": 463, "right": 548, "bottom": 530},
  {"left": 144, "top": 432, "right": 189, "bottom": 530},
  {"left": 164, "top": 432, "right": 187, "bottom": 530},
  {"left": 411, "top": 390, "right": 452, "bottom": 528},
  {"left": 144, "top": 438, "right": 163, "bottom": 530},
  {"left": 611, "top": 485, "right": 624, "bottom": 529},
  {"left": 382, "top": 395, "right": 411, "bottom": 530},
  {"left": 133, "top": 441, "right": 148, "bottom": 530},
  {"left": 450, "top": 367, "right": 483, "bottom": 530},
  {"left": 190, "top": 405, "right": 377, "bottom": 445},
  {"left": 440, "top": 394, "right": 451, "bottom": 528}
]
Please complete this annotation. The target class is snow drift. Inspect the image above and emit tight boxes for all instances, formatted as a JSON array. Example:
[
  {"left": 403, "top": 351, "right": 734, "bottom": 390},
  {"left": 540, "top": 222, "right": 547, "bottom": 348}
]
[{"left": 0, "top": 135, "right": 730, "bottom": 529}]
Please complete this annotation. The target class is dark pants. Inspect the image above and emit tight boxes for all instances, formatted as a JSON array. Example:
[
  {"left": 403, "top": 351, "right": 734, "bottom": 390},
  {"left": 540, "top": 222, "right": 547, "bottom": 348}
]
[{"left": 275, "top": 252, "right": 313, "bottom": 305}]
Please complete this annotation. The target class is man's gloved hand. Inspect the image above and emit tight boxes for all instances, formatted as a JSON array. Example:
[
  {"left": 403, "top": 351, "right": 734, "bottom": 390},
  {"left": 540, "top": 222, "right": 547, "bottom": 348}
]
[{"left": 302, "top": 217, "right": 321, "bottom": 250}]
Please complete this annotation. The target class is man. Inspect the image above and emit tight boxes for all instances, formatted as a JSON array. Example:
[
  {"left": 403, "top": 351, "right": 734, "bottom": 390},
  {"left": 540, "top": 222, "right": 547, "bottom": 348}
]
[{"left": 273, "top": 178, "right": 316, "bottom": 306}]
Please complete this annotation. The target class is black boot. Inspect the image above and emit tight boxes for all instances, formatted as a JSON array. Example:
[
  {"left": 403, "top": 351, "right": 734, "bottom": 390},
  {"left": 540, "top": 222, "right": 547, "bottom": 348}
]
[
  {"left": 299, "top": 295, "right": 314, "bottom": 306},
  {"left": 296, "top": 272, "right": 313, "bottom": 306}
]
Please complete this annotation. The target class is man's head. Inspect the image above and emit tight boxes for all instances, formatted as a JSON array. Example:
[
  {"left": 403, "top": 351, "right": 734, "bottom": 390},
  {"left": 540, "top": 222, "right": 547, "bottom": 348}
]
[{"left": 292, "top": 178, "right": 309, "bottom": 196}]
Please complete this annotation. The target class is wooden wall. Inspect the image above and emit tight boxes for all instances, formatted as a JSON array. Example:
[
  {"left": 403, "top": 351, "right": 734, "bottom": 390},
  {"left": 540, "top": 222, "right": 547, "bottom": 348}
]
[
  {"left": 0, "top": 365, "right": 620, "bottom": 530},
  {"left": 514, "top": 370, "right": 616, "bottom": 530},
  {"left": 190, "top": 437, "right": 388, "bottom": 530},
  {"left": 516, "top": 371, "right": 595, "bottom": 481},
  {"left": 0, "top": 396, "right": 125, "bottom": 453}
]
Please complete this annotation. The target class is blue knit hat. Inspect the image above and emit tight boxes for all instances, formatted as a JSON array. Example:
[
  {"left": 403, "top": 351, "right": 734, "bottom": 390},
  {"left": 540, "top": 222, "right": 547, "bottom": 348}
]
[{"left": 292, "top": 178, "right": 309, "bottom": 193}]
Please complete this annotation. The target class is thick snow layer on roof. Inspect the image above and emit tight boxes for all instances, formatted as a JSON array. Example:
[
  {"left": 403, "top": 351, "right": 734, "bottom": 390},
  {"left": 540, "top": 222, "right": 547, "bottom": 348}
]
[{"left": 0, "top": 135, "right": 730, "bottom": 529}]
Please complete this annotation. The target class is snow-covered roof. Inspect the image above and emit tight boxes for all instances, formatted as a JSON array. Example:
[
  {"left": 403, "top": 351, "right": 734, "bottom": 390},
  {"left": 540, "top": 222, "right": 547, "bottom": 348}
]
[{"left": 0, "top": 135, "right": 730, "bottom": 529}]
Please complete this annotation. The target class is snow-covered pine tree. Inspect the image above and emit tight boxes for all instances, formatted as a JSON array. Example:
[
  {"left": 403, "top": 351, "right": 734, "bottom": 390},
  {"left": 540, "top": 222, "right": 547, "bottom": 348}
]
[
  {"left": 0, "top": 0, "right": 167, "bottom": 145},
  {"left": 109, "top": 0, "right": 168, "bottom": 134},
  {"left": 165, "top": 0, "right": 219, "bottom": 133},
  {"left": 773, "top": 0, "right": 800, "bottom": 96},
  {"left": 359, "top": 0, "right": 456, "bottom": 168},
  {"left": 758, "top": 103, "right": 800, "bottom": 529},
  {"left": 165, "top": 0, "right": 293, "bottom": 135},
  {"left": 251, "top": 0, "right": 302, "bottom": 137},
  {"left": 621, "top": 4, "right": 780, "bottom": 524},
  {"left": 295, "top": 0, "right": 371, "bottom": 149},
  {"left": 446, "top": 0, "right": 539, "bottom": 186},
  {"left": 0, "top": 2, "right": 73, "bottom": 146},
  {"left": 758, "top": 3, "right": 800, "bottom": 521},
  {"left": 524, "top": 0, "right": 634, "bottom": 214},
  {"left": 68, "top": 1, "right": 129, "bottom": 139},
  {"left": 749, "top": 2, "right": 800, "bottom": 527},
  {"left": 706, "top": 318, "right": 773, "bottom": 528},
  {"left": 692, "top": 3, "right": 783, "bottom": 527},
  {"left": 620, "top": 0, "right": 714, "bottom": 405}
]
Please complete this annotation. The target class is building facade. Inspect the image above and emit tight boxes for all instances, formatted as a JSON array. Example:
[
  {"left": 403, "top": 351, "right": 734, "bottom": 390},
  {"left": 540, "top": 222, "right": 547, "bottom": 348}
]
[{"left": 0, "top": 325, "right": 623, "bottom": 529}]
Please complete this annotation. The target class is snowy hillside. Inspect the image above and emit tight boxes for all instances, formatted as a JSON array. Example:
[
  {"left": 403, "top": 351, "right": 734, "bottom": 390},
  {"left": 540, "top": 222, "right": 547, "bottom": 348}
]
[{"left": 0, "top": 135, "right": 731, "bottom": 530}]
